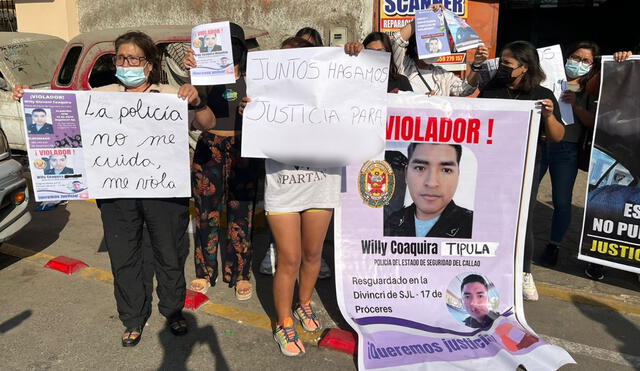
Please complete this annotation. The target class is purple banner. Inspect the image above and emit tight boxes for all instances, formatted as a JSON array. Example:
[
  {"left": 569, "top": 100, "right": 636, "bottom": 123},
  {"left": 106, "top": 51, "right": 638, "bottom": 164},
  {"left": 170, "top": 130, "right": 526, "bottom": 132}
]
[{"left": 335, "top": 94, "right": 574, "bottom": 370}]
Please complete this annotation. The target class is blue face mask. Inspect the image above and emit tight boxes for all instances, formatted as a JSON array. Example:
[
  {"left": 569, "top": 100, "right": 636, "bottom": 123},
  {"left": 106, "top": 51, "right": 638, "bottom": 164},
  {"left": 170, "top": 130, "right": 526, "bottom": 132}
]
[
  {"left": 115, "top": 66, "right": 147, "bottom": 87},
  {"left": 565, "top": 59, "right": 592, "bottom": 79}
]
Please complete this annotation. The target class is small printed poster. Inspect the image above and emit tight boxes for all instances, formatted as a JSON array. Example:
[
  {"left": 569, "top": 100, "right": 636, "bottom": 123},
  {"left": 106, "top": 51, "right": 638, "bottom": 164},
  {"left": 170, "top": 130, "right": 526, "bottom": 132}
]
[{"left": 190, "top": 21, "right": 235, "bottom": 85}]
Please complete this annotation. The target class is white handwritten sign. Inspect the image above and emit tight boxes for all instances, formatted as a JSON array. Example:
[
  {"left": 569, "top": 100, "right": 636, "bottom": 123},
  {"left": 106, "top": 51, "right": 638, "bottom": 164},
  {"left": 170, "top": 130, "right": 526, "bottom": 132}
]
[
  {"left": 78, "top": 91, "right": 190, "bottom": 198},
  {"left": 241, "top": 47, "right": 389, "bottom": 166},
  {"left": 538, "top": 45, "right": 574, "bottom": 125},
  {"left": 22, "top": 90, "right": 190, "bottom": 201}
]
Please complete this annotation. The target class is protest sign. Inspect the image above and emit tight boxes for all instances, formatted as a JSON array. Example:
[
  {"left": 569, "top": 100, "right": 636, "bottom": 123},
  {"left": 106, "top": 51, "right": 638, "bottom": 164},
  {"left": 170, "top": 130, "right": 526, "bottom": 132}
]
[
  {"left": 415, "top": 9, "right": 452, "bottom": 60},
  {"left": 241, "top": 47, "right": 389, "bottom": 166},
  {"left": 335, "top": 94, "right": 574, "bottom": 370},
  {"left": 442, "top": 9, "right": 482, "bottom": 52},
  {"left": 579, "top": 56, "right": 640, "bottom": 273},
  {"left": 23, "top": 90, "right": 190, "bottom": 201},
  {"left": 380, "top": 0, "right": 468, "bottom": 33},
  {"left": 537, "top": 45, "right": 574, "bottom": 125},
  {"left": 190, "top": 21, "right": 235, "bottom": 85}
]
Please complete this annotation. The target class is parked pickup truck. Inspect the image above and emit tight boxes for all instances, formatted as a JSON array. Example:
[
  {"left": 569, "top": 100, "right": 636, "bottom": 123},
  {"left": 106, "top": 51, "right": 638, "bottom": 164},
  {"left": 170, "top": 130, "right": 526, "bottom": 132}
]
[{"left": 0, "top": 126, "right": 31, "bottom": 242}]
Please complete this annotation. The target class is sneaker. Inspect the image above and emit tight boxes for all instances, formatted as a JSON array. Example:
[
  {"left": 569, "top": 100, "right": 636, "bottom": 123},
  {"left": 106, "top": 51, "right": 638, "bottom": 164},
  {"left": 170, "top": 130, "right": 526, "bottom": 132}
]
[
  {"left": 318, "top": 258, "right": 332, "bottom": 279},
  {"left": 273, "top": 317, "right": 305, "bottom": 356},
  {"left": 585, "top": 263, "right": 604, "bottom": 281},
  {"left": 540, "top": 244, "right": 559, "bottom": 267},
  {"left": 293, "top": 301, "right": 322, "bottom": 332},
  {"left": 522, "top": 273, "right": 539, "bottom": 301},
  {"left": 260, "top": 243, "right": 277, "bottom": 275}
]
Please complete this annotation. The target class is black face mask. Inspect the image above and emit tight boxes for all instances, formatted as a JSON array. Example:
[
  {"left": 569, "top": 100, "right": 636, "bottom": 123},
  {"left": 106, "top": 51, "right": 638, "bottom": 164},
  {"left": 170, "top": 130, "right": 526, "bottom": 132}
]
[{"left": 494, "top": 64, "right": 517, "bottom": 85}]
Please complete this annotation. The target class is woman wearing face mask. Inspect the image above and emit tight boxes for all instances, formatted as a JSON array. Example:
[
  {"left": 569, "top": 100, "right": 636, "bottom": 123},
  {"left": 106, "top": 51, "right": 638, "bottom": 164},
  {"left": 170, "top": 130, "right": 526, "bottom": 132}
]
[
  {"left": 479, "top": 40, "right": 565, "bottom": 302},
  {"left": 15, "top": 31, "right": 215, "bottom": 347},
  {"left": 537, "top": 42, "right": 599, "bottom": 269}
]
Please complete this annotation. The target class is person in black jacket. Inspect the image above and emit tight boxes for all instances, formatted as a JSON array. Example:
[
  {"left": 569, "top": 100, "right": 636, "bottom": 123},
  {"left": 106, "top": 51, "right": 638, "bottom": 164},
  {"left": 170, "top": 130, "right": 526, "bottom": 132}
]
[
  {"left": 27, "top": 108, "right": 54, "bottom": 134},
  {"left": 385, "top": 143, "right": 473, "bottom": 238},
  {"left": 43, "top": 154, "right": 74, "bottom": 175}
]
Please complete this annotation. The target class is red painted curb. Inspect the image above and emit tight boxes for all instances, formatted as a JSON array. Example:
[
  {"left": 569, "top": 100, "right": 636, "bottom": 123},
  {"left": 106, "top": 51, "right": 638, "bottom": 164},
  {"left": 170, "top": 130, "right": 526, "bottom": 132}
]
[
  {"left": 184, "top": 289, "right": 209, "bottom": 310},
  {"left": 44, "top": 256, "right": 89, "bottom": 275},
  {"left": 319, "top": 328, "right": 358, "bottom": 355}
]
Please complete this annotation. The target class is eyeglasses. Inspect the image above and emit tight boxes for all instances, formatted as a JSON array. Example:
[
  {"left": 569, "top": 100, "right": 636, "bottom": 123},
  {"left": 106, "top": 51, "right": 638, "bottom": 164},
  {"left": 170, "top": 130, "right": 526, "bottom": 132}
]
[
  {"left": 112, "top": 55, "right": 147, "bottom": 67},
  {"left": 568, "top": 55, "right": 593, "bottom": 66}
]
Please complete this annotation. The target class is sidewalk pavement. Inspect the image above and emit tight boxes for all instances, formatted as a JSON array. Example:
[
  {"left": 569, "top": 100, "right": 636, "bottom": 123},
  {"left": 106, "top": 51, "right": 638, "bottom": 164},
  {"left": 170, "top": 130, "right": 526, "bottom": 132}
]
[{"left": 0, "top": 166, "right": 639, "bottom": 369}]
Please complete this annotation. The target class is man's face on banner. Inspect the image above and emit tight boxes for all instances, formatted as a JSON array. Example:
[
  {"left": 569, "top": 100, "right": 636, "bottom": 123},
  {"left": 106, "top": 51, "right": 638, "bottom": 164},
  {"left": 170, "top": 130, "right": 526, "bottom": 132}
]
[
  {"left": 406, "top": 144, "right": 460, "bottom": 220},
  {"left": 462, "top": 281, "right": 489, "bottom": 321},
  {"left": 49, "top": 155, "right": 67, "bottom": 171},
  {"left": 428, "top": 38, "right": 440, "bottom": 53},
  {"left": 33, "top": 111, "right": 47, "bottom": 125},
  {"left": 204, "top": 34, "right": 217, "bottom": 48}
]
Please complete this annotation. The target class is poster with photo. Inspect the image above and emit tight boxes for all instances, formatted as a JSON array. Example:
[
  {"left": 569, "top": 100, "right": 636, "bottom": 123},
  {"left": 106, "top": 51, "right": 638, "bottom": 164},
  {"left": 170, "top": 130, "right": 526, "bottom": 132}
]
[
  {"left": 442, "top": 9, "right": 483, "bottom": 52},
  {"left": 414, "top": 9, "right": 452, "bottom": 60},
  {"left": 335, "top": 93, "right": 574, "bottom": 370},
  {"left": 190, "top": 21, "right": 235, "bottom": 85},
  {"left": 579, "top": 56, "right": 640, "bottom": 273},
  {"left": 22, "top": 90, "right": 190, "bottom": 201}
]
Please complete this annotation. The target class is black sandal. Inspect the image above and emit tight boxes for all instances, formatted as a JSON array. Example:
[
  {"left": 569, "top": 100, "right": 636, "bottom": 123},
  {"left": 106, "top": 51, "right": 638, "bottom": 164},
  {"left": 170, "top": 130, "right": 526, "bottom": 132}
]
[
  {"left": 121, "top": 326, "right": 143, "bottom": 347},
  {"left": 167, "top": 314, "right": 188, "bottom": 336}
]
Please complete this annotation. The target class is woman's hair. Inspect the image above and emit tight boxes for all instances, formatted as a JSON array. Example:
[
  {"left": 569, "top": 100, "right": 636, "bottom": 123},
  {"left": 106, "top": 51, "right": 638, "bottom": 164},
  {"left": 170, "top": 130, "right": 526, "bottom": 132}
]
[
  {"left": 501, "top": 40, "right": 545, "bottom": 92},
  {"left": 295, "top": 27, "right": 323, "bottom": 46},
  {"left": 114, "top": 31, "right": 161, "bottom": 85},
  {"left": 363, "top": 32, "right": 399, "bottom": 78},
  {"left": 565, "top": 41, "right": 600, "bottom": 90},
  {"left": 280, "top": 37, "right": 315, "bottom": 49}
]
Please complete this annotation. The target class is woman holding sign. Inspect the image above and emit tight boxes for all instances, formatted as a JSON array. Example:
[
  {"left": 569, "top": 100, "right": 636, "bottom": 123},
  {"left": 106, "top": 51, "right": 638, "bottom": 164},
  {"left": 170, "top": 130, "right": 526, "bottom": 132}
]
[
  {"left": 239, "top": 37, "right": 339, "bottom": 357},
  {"left": 14, "top": 31, "right": 216, "bottom": 347},
  {"left": 183, "top": 23, "right": 260, "bottom": 302},
  {"left": 390, "top": 5, "right": 488, "bottom": 96},
  {"left": 479, "top": 40, "right": 565, "bottom": 301},
  {"left": 537, "top": 42, "right": 599, "bottom": 269}
]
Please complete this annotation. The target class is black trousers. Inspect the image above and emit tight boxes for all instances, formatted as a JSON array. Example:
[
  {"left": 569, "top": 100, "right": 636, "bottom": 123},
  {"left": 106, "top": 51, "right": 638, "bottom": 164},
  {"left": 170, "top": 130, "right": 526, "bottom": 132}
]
[
  {"left": 524, "top": 144, "right": 542, "bottom": 273},
  {"left": 97, "top": 198, "right": 190, "bottom": 328}
]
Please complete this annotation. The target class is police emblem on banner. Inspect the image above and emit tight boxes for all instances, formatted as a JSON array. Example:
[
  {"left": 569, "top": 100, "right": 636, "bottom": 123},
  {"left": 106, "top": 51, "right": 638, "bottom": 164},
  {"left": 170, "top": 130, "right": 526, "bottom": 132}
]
[{"left": 358, "top": 160, "right": 395, "bottom": 208}]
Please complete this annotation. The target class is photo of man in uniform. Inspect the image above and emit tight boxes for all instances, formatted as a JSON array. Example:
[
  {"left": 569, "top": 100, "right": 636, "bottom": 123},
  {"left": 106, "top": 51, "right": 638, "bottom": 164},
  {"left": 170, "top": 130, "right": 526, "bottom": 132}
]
[
  {"left": 27, "top": 108, "right": 54, "bottom": 135},
  {"left": 44, "top": 154, "right": 74, "bottom": 175},
  {"left": 460, "top": 274, "right": 499, "bottom": 329},
  {"left": 200, "top": 33, "right": 222, "bottom": 53},
  {"left": 427, "top": 37, "right": 442, "bottom": 54},
  {"left": 384, "top": 143, "right": 473, "bottom": 238}
]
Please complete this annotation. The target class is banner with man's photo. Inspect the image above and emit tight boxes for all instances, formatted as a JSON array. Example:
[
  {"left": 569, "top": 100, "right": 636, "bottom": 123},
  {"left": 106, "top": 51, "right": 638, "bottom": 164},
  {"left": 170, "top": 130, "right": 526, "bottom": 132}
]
[
  {"left": 579, "top": 56, "right": 640, "bottom": 273},
  {"left": 22, "top": 90, "right": 190, "bottom": 202},
  {"left": 335, "top": 94, "right": 574, "bottom": 370}
]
